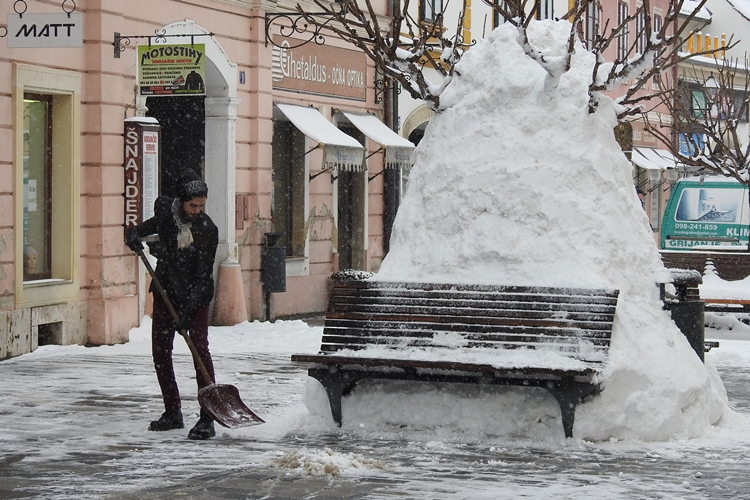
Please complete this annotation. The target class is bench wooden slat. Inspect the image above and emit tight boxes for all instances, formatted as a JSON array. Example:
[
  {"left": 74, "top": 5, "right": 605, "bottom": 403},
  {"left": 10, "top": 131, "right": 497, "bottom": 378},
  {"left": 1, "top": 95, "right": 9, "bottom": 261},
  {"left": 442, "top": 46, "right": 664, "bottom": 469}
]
[
  {"left": 330, "top": 280, "right": 618, "bottom": 297},
  {"left": 328, "top": 302, "right": 617, "bottom": 320},
  {"left": 318, "top": 340, "right": 610, "bottom": 354},
  {"left": 290, "top": 353, "right": 599, "bottom": 377},
  {"left": 702, "top": 298, "right": 750, "bottom": 305},
  {"left": 324, "top": 312, "right": 615, "bottom": 331},
  {"left": 320, "top": 332, "right": 612, "bottom": 347},
  {"left": 331, "top": 285, "right": 617, "bottom": 304},
  {"left": 322, "top": 324, "right": 614, "bottom": 340},
  {"left": 330, "top": 295, "right": 619, "bottom": 315}
]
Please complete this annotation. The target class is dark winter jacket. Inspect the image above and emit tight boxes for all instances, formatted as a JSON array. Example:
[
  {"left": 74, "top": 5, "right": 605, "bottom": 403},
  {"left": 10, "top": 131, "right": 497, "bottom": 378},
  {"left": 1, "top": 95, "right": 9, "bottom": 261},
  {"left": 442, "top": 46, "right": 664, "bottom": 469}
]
[{"left": 133, "top": 196, "right": 218, "bottom": 318}]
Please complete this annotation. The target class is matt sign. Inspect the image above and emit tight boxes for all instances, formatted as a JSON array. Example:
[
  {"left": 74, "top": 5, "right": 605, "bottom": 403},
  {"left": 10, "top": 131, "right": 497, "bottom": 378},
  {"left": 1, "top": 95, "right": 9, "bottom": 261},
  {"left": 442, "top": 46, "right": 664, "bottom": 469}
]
[
  {"left": 138, "top": 44, "right": 207, "bottom": 96},
  {"left": 272, "top": 36, "right": 368, "bottom": 101},
  {"left": 7, "top": 13, "right": 83, "bottom": 48}
]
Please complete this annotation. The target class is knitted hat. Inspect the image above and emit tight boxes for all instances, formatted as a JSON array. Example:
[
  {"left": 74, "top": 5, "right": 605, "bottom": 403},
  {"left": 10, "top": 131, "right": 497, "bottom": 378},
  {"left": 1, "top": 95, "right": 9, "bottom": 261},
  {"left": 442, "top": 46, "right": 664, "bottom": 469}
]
[{"left": 177, "top": 169, "right": 208, "bottom": 202}]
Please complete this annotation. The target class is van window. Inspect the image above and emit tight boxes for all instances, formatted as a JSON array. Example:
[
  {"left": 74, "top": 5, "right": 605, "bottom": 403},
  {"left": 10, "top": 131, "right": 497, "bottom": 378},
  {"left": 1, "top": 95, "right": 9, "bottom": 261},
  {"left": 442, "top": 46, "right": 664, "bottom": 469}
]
[{"left": 675, "top": 187, "right": 742, "bottom": 223}]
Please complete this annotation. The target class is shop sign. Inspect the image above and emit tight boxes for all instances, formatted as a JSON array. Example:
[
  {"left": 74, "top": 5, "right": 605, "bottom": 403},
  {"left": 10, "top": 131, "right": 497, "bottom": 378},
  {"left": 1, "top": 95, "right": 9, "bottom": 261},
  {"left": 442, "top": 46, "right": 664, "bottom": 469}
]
[
  {"left": 124, "top": 120, "right": 160, "bottom": 229},
  {"left": 138, "top": 44, "right": 207, "bottom": 96},
  {"left": 272, "top": 36, "right": 367, "bottom": 101},
  {"left": 631, "top": 121, "right": 659, "bottom": 148},
  {"left": 7, "top": 13, "right": 83, "bottom": 48}
]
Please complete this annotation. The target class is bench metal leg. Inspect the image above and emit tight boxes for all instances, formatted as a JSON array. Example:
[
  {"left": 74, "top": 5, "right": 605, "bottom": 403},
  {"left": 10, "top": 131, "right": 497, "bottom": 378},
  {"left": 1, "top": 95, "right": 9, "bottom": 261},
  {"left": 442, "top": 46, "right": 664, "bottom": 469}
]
[
  {"left": 307, "top": 366, "right": 365, "bottom": 426},
  {"left": 544, "top": 379, "right": 598, "bottom": 439}
]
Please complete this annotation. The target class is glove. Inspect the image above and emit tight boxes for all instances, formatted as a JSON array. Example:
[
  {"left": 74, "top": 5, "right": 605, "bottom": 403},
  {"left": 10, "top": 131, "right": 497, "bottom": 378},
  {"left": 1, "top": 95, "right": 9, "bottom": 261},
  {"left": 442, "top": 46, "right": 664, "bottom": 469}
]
[
  {"left": 177, "top": 296, "right": 197, "bottom": 332},
  {"left": 177, "top": 310, "right": 192, "bottom": 332},
  {"left": 125, "top": 227, "right": 143, "bottom": 252}
]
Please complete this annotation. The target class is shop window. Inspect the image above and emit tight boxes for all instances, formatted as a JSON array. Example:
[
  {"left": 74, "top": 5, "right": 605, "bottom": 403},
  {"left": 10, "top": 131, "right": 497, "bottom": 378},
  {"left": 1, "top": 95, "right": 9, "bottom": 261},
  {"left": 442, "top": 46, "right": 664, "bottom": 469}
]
[
  {"left": 22, "top": 94, "right": 53, "bottom": 281},
  {"left": 272, "top": 120, "right": 307, "bottom": 258},
  {"left": 14, "top": 64, "right": 80, "bottom": 306}
]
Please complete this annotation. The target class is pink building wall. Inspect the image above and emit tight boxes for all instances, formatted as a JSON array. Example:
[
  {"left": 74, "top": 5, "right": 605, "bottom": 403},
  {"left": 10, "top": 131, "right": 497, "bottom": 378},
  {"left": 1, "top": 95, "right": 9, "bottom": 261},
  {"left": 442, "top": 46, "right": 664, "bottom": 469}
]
[{"left": 0, "top": 0, "right": 388, "bottom": 357}]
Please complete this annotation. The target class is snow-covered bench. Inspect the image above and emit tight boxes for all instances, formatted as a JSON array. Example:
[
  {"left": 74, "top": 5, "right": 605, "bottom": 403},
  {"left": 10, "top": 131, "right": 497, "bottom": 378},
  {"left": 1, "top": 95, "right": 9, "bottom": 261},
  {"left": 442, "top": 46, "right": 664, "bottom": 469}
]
[{"left": 291, "top": 280, "right": 620, "bottom": 438}]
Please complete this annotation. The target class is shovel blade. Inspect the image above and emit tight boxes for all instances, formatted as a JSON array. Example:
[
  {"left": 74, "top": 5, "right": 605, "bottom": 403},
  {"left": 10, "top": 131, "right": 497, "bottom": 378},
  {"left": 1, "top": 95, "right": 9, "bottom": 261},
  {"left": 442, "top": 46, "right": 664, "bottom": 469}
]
[{"left": 198, "top": 384, "right": 265, "bottom": 428}]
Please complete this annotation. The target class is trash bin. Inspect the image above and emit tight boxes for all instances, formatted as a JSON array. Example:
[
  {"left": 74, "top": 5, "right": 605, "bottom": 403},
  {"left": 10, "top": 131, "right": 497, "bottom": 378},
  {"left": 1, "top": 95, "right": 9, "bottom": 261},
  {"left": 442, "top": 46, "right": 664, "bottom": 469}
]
[
  {"left": 262, "top": 233, "right": 286, "bottom": 321},
  {"left": 262, "top": 243, "right": 286, "bottom": 294},
  {"left": 669, "top": 300, "right": 706, "bottom": 362},
  {"left": 661, "top": 268, "right": 705, "bottom": 362}
]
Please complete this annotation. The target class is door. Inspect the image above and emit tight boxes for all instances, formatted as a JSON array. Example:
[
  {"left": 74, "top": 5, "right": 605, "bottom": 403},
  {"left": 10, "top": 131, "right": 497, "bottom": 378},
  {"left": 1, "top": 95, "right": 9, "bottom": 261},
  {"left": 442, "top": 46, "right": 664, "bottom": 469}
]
[{"left": 146, "top": 96, "right": 206, "bottom": 196}]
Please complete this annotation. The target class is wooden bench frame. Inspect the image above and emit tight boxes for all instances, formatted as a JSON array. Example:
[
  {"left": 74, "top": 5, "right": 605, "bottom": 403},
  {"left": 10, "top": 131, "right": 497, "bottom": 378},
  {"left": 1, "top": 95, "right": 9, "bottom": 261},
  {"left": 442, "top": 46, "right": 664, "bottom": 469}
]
[{"left": 292, "top": 281, "right": 620, "bottom": 438}]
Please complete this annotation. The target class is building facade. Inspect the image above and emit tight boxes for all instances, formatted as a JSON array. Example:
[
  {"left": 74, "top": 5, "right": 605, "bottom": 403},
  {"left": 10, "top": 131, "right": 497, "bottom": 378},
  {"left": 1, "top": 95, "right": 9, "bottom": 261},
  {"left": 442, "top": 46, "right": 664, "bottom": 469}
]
[{"left": 1, "top": 0, "right": 409, "bottom": 358}]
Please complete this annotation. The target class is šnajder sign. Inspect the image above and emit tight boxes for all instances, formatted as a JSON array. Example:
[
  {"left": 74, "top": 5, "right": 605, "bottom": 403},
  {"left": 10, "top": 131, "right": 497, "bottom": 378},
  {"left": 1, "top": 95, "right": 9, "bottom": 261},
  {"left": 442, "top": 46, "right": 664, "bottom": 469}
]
[{"left": 138, "top": 43, "right": 207, "bottom": 96}]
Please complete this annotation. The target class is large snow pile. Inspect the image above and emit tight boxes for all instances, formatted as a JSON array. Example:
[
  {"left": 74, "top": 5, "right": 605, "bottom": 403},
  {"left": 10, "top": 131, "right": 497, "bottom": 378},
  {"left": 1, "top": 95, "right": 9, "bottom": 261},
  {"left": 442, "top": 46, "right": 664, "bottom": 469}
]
[{"left": 362, "top": 21, "right": 727, "bottom": 441}]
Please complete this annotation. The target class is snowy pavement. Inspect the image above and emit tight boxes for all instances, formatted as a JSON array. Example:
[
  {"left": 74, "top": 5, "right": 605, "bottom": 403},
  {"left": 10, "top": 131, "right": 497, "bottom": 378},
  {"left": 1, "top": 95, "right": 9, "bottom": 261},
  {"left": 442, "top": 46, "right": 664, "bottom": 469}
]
[{"left": 2, "top": 317, "right": 750, "bottom": 499}]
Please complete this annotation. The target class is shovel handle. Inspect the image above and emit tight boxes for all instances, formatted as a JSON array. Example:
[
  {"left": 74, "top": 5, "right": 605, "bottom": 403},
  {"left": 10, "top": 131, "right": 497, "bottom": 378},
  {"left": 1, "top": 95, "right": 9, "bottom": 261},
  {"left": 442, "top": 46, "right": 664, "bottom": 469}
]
[{"left": 135, "top": 246, "right": 215, "bottom": 387}]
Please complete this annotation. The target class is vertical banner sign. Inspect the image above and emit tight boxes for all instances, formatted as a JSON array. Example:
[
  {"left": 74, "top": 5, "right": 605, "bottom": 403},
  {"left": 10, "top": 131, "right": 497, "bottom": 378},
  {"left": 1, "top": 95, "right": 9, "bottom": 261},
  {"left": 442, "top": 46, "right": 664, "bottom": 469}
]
[
  {"left": 138, "top": 44, "right": 207, "bottom": 96},
  {"left": 123, "top": 118, "right": 160, "bottom": 234}
]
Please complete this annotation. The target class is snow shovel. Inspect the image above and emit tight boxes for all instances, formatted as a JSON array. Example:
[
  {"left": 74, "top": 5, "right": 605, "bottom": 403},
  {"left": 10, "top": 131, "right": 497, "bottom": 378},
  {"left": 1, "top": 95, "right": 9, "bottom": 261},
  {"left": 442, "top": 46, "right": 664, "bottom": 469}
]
[{"left": 135, "top": 246, "right": 265, "bottom": 427}]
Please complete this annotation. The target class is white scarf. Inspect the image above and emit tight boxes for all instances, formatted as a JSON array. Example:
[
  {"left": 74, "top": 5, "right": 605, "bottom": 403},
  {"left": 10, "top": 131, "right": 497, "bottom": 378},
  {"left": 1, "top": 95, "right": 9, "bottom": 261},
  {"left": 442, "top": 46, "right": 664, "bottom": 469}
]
[{"left": 171, "top": 199, "right": 194, "bottom": 249}]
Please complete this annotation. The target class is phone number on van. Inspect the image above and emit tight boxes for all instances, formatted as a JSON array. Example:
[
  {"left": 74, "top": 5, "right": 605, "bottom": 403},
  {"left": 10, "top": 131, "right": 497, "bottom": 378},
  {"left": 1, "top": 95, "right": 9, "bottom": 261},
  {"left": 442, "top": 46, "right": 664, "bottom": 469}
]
[{"left": 674, "top": 223, "right": 718, "bottom": 231}]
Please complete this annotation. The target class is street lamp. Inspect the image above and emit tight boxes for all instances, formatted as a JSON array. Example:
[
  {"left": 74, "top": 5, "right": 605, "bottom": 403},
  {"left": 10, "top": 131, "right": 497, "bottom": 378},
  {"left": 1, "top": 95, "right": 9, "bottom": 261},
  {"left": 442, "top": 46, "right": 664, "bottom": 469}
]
[{"left": 704, "top": 73, "right": 719, "bottom": 102}]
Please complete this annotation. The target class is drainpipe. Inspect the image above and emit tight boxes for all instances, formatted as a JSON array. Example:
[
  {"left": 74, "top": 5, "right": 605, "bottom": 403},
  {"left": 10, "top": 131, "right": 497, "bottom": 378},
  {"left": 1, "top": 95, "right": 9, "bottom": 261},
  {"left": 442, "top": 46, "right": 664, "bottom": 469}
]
[{"left": 383, "top": 0, "right": 401, "bottom": 255}]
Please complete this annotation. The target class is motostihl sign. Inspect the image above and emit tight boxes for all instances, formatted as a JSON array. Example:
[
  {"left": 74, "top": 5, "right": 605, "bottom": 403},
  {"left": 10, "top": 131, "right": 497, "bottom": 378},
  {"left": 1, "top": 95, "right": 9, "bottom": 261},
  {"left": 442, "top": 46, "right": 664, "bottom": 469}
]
[{"left": 7, "top": 13, "right": 83, "bottom": 48}]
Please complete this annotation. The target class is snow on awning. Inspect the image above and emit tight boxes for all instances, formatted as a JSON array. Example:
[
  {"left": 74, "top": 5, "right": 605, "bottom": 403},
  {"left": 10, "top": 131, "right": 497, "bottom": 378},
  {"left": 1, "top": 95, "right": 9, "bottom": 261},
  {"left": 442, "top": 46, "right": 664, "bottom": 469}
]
[
  {"left": 342, "top": 112, "right": 415, "bottom": 169},
  {"left": 276, "top": 104, "right": 365, "bottom": 172},
  {"left": 632, "top": 148, "right": 678, "bottom": 171}
]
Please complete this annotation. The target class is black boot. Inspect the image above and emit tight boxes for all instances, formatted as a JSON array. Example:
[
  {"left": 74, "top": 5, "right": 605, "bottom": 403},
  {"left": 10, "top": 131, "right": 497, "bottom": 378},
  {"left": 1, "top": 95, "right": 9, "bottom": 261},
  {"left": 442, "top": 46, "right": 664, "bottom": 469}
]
[
  {"left": 188, "top": 415, "right": 215, "bottom": 440},
  {"left": 148, "top": 410, "right": 184, "bottom": 431}
]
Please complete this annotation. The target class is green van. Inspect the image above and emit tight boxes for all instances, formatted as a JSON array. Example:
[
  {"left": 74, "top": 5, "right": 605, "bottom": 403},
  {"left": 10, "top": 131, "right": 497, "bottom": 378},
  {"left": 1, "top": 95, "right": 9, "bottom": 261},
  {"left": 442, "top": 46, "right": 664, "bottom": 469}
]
[{"left": 660, "top": 176, "right": 750, "bottom": 250}]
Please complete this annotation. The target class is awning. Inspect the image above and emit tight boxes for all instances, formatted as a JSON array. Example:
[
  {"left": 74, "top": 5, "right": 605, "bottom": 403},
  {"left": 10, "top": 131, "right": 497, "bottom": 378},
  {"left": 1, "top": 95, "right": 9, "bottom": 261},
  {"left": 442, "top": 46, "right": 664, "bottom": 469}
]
[
  {"left": 343, "top": 112, "right": 415, "bottom": 169},
  {"left": 276, "top": 104, "right": 365, "bottom": 171},
  {"left": 632, "top": 148, "right": 678, "bottom": 170}
]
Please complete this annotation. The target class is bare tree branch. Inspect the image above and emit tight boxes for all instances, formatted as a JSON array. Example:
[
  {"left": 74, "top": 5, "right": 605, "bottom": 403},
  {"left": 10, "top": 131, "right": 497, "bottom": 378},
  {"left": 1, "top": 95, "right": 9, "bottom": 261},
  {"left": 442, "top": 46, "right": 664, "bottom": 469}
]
[{"left": 646, "top": 57, "right": 750, "bottom": 183}]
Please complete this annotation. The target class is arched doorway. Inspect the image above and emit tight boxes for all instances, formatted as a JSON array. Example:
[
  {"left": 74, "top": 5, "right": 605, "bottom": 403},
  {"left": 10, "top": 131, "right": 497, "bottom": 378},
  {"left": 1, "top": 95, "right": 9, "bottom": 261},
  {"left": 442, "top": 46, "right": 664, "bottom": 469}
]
[
  {"left": 136, "top": 20, "right": 238, "bottom": 261},
  {"left": 135, "top": 20, "right": 245, "bottom": 324}
]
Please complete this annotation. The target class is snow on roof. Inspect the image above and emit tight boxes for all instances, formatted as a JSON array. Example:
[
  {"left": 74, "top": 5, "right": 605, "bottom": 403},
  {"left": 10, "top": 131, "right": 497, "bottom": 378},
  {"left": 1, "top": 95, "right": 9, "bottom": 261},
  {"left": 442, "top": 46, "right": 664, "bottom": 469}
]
[
  {"left": 681, "top": 0, "right": 713, "bottom": 22},
  {"left": 728, "top": 0, "right": 750, "bottom": 21}
]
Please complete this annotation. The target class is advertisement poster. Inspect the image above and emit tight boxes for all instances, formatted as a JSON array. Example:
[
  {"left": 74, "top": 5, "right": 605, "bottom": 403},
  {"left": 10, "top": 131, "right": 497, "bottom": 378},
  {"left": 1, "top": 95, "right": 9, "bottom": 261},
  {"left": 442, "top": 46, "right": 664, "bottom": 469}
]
[
  {"left": 661, "top": 181, "right": 750, "bottom": 249},
  {"left": 138, "top": 43, "right": 206, "bottom": 96}
]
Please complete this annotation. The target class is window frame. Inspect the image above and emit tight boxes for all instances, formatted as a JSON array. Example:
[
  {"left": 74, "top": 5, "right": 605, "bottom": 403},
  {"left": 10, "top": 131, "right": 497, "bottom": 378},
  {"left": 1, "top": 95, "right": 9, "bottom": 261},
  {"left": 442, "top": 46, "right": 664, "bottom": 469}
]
[
  {"left": 13, "top": 64, "right": 81, "bottom": 307},
  {"left": 537, "top": 0, "right": 553, "bottom": 20},
  {"left": 585, "top": 1, "right": 601, "bottom": 50},
  {"left": 420, "top": 0, "right": 444, "bottom": 24},
  {"left": 618, "top": 1, "right": 629, "bottom": 61},
  {"left": 636, "top": 6, "right": 647, "bottom": 54}
]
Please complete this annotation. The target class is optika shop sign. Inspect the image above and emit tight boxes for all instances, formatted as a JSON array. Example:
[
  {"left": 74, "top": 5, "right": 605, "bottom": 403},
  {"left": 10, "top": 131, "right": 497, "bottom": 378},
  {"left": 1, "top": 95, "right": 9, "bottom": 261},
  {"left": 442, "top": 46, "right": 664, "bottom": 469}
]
[{"left": 272, "top": 37, "right": 367, "bottom": 101}]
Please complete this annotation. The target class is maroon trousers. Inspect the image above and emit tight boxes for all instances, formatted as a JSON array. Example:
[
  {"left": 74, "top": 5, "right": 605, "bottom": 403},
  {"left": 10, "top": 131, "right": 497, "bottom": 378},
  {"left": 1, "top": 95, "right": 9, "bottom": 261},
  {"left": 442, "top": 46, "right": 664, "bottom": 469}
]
[{"left": 151, "top": 293, "right": 215, "bottom": 419}]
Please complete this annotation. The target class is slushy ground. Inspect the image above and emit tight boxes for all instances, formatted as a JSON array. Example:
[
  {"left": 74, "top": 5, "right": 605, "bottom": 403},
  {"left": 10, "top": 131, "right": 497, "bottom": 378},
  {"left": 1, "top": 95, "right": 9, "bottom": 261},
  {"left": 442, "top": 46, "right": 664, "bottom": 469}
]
[{"left": 1, "top": 316, "right": 749, "bottom": 500}]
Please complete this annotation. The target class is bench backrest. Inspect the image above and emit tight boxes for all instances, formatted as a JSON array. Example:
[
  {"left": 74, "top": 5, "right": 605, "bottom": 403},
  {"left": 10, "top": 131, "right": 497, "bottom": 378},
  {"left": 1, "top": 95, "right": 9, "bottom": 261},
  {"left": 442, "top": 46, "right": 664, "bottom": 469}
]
[{"left": 322, "top": 281, "right": 620, "bottom": 364}]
